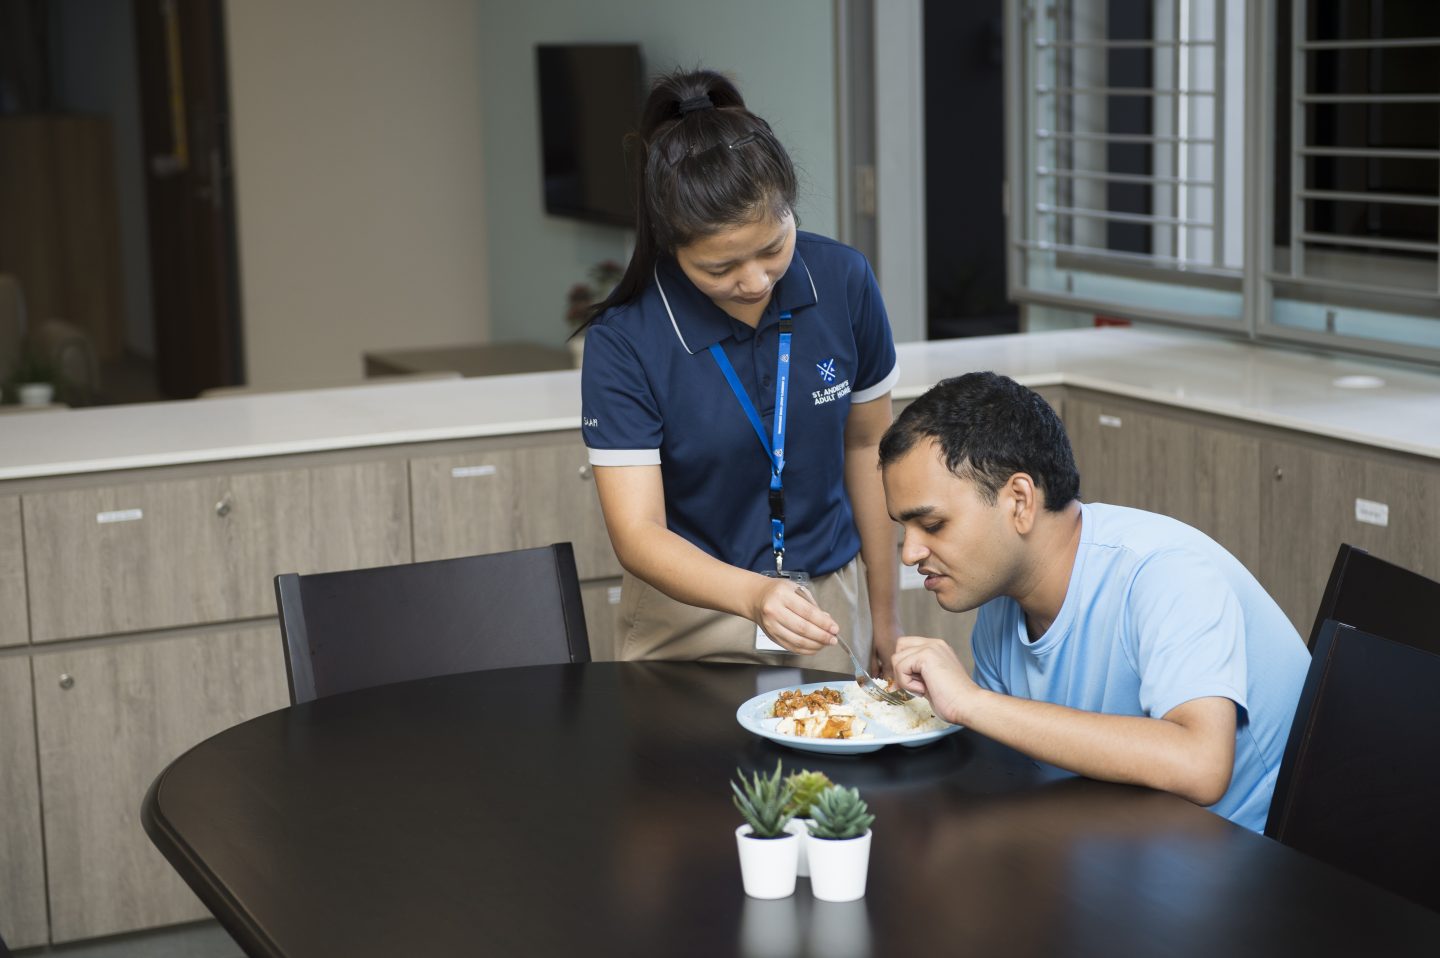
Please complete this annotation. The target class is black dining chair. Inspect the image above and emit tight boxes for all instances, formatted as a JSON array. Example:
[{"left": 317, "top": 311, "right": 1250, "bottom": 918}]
[
  {"left": 1264, "top": 619, "right": 1440, "bottom": 913},
  {"left": 1306, "top": 543, "right": 1440, "bottom": 654},
  {"left": 275, "top": 542, "right": 591, "bottom": 705}
]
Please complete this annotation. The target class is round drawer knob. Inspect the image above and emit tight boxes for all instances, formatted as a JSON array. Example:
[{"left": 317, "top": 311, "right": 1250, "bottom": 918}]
[
  {"left": 1273, "top": 467, "right": 1284, "bottom": 481},
  {"left": 215, "top": 496, "right": 233, "bottom": 517},
  {"left": 578, "top": 464, "right": 593, "bottom": 481},
  {"left": 59, "top": 674, "right": 75, "bottom": 690}
]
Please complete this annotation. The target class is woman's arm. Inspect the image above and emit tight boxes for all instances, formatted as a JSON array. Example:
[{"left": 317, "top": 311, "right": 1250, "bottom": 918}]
[
  {"left": 843, "top": 393, "right": 903, "bottom": 676},
  {"left": 592, "top": 464, "right": 840, "bottom": 652}
]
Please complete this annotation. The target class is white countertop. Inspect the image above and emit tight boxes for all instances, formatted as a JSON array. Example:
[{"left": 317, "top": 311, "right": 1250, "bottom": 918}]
[{"left": 2, "top": 327, "right": 1438, "bottom": 480}]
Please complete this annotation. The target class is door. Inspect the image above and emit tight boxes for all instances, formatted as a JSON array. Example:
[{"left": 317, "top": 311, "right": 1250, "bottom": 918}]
[
  {"left": 33, "top": 627, "right": 290, "bottom": 942},
  {"left": 0, "top": 496, "right": 25, "bottom": 647},
  {"left": 133, "top": 0, "right": 242, "bottom": 397},
  {"left": 0, "top": 658, "right": 47, "bottom": 949}
]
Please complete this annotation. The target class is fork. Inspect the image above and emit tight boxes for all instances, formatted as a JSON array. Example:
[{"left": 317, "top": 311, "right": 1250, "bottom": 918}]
[
  {"left": 832, "top": 630, "right": 914, "bottom": 706},
  {"left": 791, "top": 582, "right": 912, "bottom": 705}
]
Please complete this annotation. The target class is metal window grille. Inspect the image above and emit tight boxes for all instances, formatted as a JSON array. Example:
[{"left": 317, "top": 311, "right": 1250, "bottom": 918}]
[
  {"left": 1015, "top": 0, "right": 1238, "bottom": 281},
  {"left": 1271, "top": 4, "right": 1440, "bottom": 304}
]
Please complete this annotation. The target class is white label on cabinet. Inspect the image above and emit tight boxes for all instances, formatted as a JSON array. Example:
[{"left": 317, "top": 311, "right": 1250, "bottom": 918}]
[
  {"left": 900, "top": 563, "right": 926, "bottom": 591},
  {"left": 1098, "top": 414, "right": 1123, "bottom": 429},
  {"left": 607, "top": 586, "right": 622, "bottom": 605},
  {"left": 450, "top": 464, "right": 498, "bottom": 478},
  {"left": 96, "top": 508, "right": 143, "bottom": 524},
  {"left": 1355, "top": 498, "right": 1390, "bottom": 527}
]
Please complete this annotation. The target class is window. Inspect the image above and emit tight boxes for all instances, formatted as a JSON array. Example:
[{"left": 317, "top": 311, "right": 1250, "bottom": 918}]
[{"left": 1007, "top": 0, "right": 1440, "bottom": 364}]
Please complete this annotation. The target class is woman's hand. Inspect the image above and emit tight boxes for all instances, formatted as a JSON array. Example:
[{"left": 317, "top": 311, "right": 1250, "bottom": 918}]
[
  {"left": 869, "top": 618, "right": 903, "bottom": 680},
  {"left": 750, "top": 576, "right": 839, "bottom": 654},
  {"left": 890, "top": 635, "right": 978, "bottom": 725}
]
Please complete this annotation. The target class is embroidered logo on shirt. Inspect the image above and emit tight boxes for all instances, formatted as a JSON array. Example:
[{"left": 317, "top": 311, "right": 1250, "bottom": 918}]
[{"left": 816, "top": 358, "right": 837, "bottom": 383}]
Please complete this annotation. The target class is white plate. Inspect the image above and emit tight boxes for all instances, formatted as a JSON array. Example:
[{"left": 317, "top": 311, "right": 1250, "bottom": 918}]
[{"left": 735, "top": 681, "right": 963, "bottom": 755}]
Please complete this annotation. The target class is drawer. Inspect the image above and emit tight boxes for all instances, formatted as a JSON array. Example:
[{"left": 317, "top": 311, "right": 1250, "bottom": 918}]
[
  {"left": 22, "top": 461, "right": 410, "bottom": 642},
  {"left": 0, "top": 496, "right": 26, "bottom": 646}
]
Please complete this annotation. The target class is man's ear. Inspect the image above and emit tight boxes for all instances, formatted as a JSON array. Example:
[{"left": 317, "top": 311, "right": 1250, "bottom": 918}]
[{"left": 1005, "top": 472, "right": 1041, "bottom": 535}]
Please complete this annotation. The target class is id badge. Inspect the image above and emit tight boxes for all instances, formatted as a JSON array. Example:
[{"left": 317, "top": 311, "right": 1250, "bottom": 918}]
[{"left": 755, "top": 570, "right": 810, "bottom": 652}]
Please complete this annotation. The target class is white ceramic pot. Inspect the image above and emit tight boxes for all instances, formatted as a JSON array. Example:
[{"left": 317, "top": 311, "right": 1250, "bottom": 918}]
[
  {"left": 805, "top": 829, "right": 872, "bottom": 902},
  {"left": 735, "top": 825, "right": 799, "bottom": 899},
  {"left": 784, "top": 818, "right": 814, "bottom": 877},
  {"left": 17, "top": 382, "right": 54, "bottom": 407}
]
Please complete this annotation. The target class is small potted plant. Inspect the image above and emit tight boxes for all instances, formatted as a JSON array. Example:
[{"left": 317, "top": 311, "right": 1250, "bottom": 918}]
[
  {"left": 564, "top": 259, "right": 624, "bottom": 368},
  {"left": 731, "top": 760, "right": 799, "bottom": 899},
  {"left": 10, "top": 347, "right": 59, "bottom": 406},
  {"left": 783, "top": 769, "right": 833, "bottom": 877},
  {"left": 805, "top": 784, "right": 875, "bottom": 902}
]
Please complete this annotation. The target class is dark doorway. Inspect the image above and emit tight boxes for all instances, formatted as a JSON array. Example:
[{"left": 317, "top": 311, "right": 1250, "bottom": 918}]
[
  {"left": 133, "top": 0, "right": 243, "bottom": 398},
  {"left": 0, "top": 0, "right": 241, "bottom": 404},
  {"left": 923, "top": 0, "right": 1019, "bottom": 339}
]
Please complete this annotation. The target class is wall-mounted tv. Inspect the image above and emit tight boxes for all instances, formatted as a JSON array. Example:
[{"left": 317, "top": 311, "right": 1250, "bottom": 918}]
[{"left": 536, "top": 43, "right": 644, "bottom": 227}]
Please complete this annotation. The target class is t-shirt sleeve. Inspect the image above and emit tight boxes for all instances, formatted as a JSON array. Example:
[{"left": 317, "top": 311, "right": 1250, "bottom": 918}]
[
  {"left": 1126, "top": 550, "right": 1249, "bottom": 720},
  {"left": 849, "top": 257, "right": 898, "bottom": 404},
  {"left": 579, "top": 323, "right": 663, "bottom": 466}
]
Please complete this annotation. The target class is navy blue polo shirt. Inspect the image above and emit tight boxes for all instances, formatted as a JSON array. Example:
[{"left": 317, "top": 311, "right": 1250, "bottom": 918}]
[{"left": 581, "top": 231, "right": 898, "bottom": 576}]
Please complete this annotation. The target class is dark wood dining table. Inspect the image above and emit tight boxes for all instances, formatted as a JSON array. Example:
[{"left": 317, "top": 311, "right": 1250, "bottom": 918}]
[{"left": 143, "top": 662, "right": 1440, "bottom": 957}]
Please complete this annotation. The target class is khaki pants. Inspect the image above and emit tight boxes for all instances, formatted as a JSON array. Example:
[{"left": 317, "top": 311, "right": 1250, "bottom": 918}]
[{"left": 614, "top": 556, "right": 869, "bottom": 674}]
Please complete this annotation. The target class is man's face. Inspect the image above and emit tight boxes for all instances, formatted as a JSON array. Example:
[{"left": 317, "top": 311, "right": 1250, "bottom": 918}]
[{"left": 883, "top": 439, "right": 1021, "bottom": 613}]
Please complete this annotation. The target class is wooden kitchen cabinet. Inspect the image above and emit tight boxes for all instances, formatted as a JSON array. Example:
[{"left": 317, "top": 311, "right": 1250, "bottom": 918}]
[
  {"left": 1260, "top": 437, "right": 1440, "bottom": 635},
  {"left": 32, "top": 626, "right": 290, "bottom": 943},
  {"left": 0, "top": 496, "right": 26, "bottom": 647},
  {"left": 410, "top": 436, "right": 620, "bottom": 580},
  {"left": 409, "top": 449, "right": 521, "bottom": 562},
  {"left": 1066, "top": 394, "right": 1262, "bottom": 575},
  {"left": 22, "top": 461, "right": 411, "bottom": 642},
  {"left": 0, "top": 656, "right": 48, "bottom": 949},
  {"left": 581, "top": 579, "right": 625, "bottom": 661}
]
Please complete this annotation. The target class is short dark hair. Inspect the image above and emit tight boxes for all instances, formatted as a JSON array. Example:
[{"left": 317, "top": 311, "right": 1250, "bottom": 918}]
[{"left": 879, "top": 372, "right": 1080, "bottom": 511}]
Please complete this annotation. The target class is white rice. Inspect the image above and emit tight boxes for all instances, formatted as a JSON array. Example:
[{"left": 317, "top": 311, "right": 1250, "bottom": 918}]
[{"left": 841, "top": 685, "right": 950, "bottom": 734}]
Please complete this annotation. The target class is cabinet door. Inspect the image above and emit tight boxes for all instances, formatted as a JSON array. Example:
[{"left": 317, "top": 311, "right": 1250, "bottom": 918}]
[
  {"left": 0, "top": 657, "right": 47, "bottom": 949},
  {"left": 22, "top": 461, "right": 410, "bottom": 642},
  {"left": 513, "top": 441, "right": 621, "bottom": 580},
  {"left": 1260, "top": 439, "right": 1440, "bottom": 635},
  {"left": 580, "top": 579, "right": 625, "bottom": 662},
  {"left": 409, "top": 449, "right": 521, "bottom": 562},
  {"left": 0, "top": 496, "right": 26, "bottom": 647},
  {"left": 1067, "top": 397, "right": 1261, "bottom": 574},
  {"left": 33, "top": 626, "right": 290, "bottom": 943}
]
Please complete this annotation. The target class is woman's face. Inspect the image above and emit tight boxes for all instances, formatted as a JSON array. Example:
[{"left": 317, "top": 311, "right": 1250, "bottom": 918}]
[{"left": 674, "top": 207, "right": 796, "bottom": 316}]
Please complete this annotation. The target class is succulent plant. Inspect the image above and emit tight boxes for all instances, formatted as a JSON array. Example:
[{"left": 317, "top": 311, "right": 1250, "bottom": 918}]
[
  {"left": 806, "top": 785, "right": 875, "bottom": 840},
  {"left": 731, "top": 760, "right": 796, "bottom": 838},
  {"left": 783, "top": 769, "right": 833, "bottom": 819}
]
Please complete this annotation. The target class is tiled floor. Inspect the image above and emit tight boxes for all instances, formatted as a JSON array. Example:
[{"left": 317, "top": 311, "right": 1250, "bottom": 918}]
[{"left": 13, "top": 921, "right": 241, "bottom": 958}]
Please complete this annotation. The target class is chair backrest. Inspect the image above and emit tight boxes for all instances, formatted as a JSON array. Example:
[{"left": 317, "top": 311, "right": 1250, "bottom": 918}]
[
  {"left": 1307, "top": 544, "right": 1440, "bottom": 654},
  {"left": 275, "top": 543, "right": 591, "bottom": 705},
  {"left": 1265, "top": 619, "right": 1440, "bottom": 912}
]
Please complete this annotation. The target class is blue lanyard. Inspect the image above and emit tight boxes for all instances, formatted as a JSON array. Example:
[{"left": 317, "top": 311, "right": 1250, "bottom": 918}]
[{"left": 709, "top": 312, "right": 792, "bottom": 570}]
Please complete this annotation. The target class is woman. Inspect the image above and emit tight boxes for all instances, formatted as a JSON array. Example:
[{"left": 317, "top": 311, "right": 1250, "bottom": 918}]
[{"left": 580, "top": 68, "right": 900, "bottom": 674}]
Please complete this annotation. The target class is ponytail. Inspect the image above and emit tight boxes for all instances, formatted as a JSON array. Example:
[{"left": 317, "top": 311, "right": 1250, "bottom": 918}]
[{"left": 583, "top": 68, "right": 798, "bottom": 326}]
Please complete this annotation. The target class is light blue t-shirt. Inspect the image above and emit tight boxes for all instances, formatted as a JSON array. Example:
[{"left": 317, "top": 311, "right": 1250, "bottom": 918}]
[{"left": 971, "top": 502, "right": 1310, "bottom": 831}]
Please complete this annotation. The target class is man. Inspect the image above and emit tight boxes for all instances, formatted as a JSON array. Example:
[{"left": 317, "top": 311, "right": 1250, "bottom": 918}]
[{"left": 880, "top": 372, "right": 1309, "bottom": 831}]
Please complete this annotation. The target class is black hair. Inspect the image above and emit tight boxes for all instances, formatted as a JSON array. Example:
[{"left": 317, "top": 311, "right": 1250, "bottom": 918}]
[
  {"left": 878, "top": 372, "right": 1081, "bottom": 511},
  {"left": 584, "top": 68, "right": 799, "bottom": 325}
]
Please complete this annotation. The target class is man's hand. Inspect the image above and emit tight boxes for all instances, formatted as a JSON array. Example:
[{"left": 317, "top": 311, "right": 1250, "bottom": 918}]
[
  {"left": 750, "top": 577, "right": 839, "bottom": 654},
  {"left": 891, "top": 636, "right": 978, "bottom": 725}
]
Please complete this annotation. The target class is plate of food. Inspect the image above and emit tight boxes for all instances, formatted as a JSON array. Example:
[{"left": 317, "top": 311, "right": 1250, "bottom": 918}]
[{"left": 735, "top": 681, "right": 962, "bottom": 755}]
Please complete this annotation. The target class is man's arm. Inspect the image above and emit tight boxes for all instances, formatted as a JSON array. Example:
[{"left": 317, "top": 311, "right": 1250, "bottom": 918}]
[{"left": 892, "top": 637, "right": 1237, "bottom": 806}]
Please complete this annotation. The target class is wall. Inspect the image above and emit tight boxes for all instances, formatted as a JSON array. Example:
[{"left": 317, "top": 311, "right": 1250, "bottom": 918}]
[
  {"left": 477, "top": 0, "right": 839, "bottom": 347},
  {"left": 225, "top": 0, "right": 490, "bottom": 387}
]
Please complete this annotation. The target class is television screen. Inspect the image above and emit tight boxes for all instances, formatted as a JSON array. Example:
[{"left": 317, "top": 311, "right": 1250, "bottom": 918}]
[{"left": 536, "top": 43, "right": 644, "bottom": 227}]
